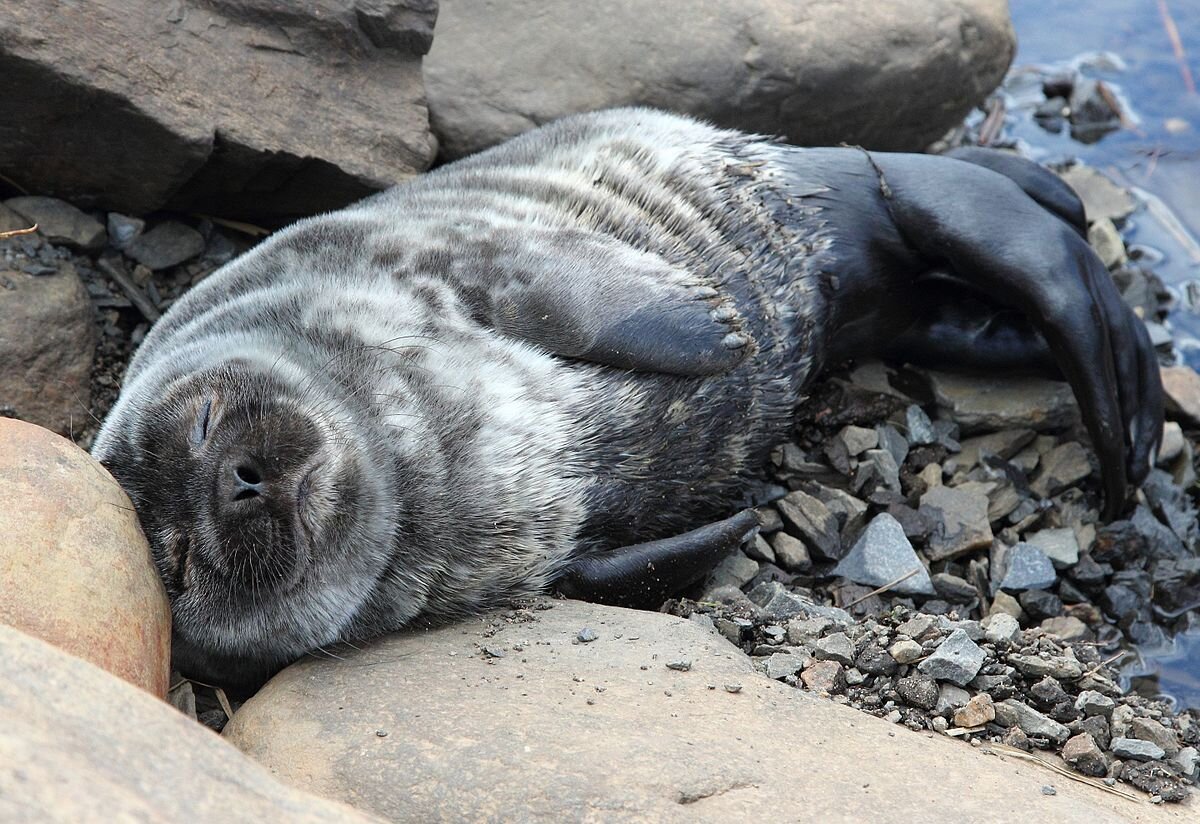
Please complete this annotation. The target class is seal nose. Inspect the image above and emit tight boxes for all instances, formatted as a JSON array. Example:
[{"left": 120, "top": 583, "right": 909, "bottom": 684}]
[{"left": 231, "top": 459, "right": 265, "bottom": 501}]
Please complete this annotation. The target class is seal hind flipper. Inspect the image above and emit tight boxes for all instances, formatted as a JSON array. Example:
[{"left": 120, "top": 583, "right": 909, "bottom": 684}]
[
  {"left": 864, "top": 153, "right": 1161, "bottom": 516},
  {"left": 944, "top": 147, "right": 1088, "bottom": 236},
  {"left": 554, "top": 510, "right": 759, "bottom": 608}
]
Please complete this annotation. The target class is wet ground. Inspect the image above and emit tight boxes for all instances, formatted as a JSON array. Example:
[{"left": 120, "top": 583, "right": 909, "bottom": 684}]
[{"left": 1008, "top": 0, "right": 1200, "bottom": 711}]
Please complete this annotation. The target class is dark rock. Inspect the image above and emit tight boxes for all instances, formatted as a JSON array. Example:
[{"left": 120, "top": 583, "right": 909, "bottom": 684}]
[
  {"left": 919, "top": 486, "right": 993, "bottom": 562},
  {"left": 1099, "top": 584, "right": 1140, "bottom": 622},
  {"left": 886, "top": 503, "right": 933, "bottom": 541},
  {"left": 106, "top": 213, "right": 145, "bottom": 250},
  {"left": 854, "top": 643, "right": 897, "bottom": 676},
  {"left": 876, "top": 424, "right": 909, "bottom": 467},
  {"left": 1130, "top": 505, "right": 1188, "bottom": 560},
  {"left": 931, "top": 573, "right": 978, "bottom": 604},
  {"left": 1075, "top": 715, "right": 1112, "bottom": 751},
  {"left": 1062, "top": 732, "right": 1108, "bottom": 777},
  {"left": 895, "top": 674, "right": 939, "bottom": 710},
  {"left": 854, "top": 449, "right": 902, "bottom": 497},
  {"left": 1017, "top": 589, "right": 1063, "bottom": 622},
  {"left": 1110, "top": 737, "right": 1164, "bottom": 762},
  {"left": 832, "top": 513, "right": 935, "bottom": 596},
  {"left": 1069, "top": 554, "right": 1109, "bottom": 589},
  {"left": 0, "top": 1, "right": 437, "bottom": 221},
  {"left": 1030, "top": 442, "right": 1092, "bottom": 498},
  {"left": 125, "top": 222, "right": 206, "bottom": 270},
  {"left": 4, "top": 197, "right": 106, "bottom": 251},
  {"left": 776, "top": 490, "right": 842, "bottom": 561},
  {"left": 999, "top": 543, "right": 1057, "bottom": 592}
]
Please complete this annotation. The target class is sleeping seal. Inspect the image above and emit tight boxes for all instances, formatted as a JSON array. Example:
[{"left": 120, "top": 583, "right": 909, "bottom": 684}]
[{"left": 92, "top": 108, "right": 1163, "bottom": 683}]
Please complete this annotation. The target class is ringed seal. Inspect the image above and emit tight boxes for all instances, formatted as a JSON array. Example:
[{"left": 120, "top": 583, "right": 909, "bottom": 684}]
[{"left": 92, "top": 108, "right": 1163, "bottom": 683}]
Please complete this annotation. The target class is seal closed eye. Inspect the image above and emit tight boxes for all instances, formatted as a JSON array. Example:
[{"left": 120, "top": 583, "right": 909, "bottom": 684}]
[{"left": 92, "top": 107, "right": 1163, "bottom": 685}]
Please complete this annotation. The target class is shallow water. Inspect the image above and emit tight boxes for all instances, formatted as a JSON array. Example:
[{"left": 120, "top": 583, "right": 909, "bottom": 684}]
[{"left": 1010, "top": 0, "right": 1200, "bottom": 710}]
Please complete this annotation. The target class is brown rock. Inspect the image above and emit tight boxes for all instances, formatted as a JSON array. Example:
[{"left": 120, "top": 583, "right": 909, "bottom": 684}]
[
  {"left": 953, "top": 693, "right": 996, "bottom": 728},
  {"left": 426, "top": 0, "right": 1014, "bottom": 159},
  {"left": 921, "top": 369, "right": 1079, "bottom": 433},
  {"left": 0, "top": 1, "right": 437, "bottom": 222},
  {"left": 225, "top": 600, "right": 1179, "bottom": 822},
  {"left": 0, "top": 264, "right": 94, "bottom": 437},
  {"left": 0, "top": 624, "right": 374, "bottom": 823},
  {"left": 919, "top": 485, "right": 994, "bottom": 562},
  {"left": 1062, "top": 732, "right": 1108, "bottom": 777},
  {"left": 1161, "top": 366, "right": 1200, "bottom": 425},
  {"left": 0, "top": 419, "right": 170, "bottom": 695}
]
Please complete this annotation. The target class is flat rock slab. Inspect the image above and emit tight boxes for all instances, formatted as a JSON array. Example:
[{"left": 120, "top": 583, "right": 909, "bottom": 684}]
[
  {"left": 225, "top": 599, "right": 1185, "bottom": 822},
  {"left": 920, "top": 369, "right": 1080, "bottom": 433},
  {"left": 0, "top": 418, "right": 170, "bottom": 695},
  {"left": 0, "top": 0, "right": 437, "bottom": 221},
  {"left": 425, "top": 0, "right": 1014, "bottom": 159},
  {"left": 0, "top": 625, "right": 375, "bottom": 823}
]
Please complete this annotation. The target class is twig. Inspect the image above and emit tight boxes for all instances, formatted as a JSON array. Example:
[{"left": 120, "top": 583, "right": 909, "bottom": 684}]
[
  {"left": 988, "top": 744, "right": 1140, "bottom": 802},
  {"left": 977, "top": 97, "right": 1007, "bottom": 146},
  {"left": 844, "top": 568, "right": 920, "bottom": 608},
  {"left": 1158, "top": 0, "right": 1197, "bottom": 94},
  {"left": 0, "top": 223, "right": 37, "bottom": 239},
  {"left": 195, "top": 213, "right": 270, "bottom": 238},
  {"left": 96, "top": 255, "right": 161, "bottom": 322}
]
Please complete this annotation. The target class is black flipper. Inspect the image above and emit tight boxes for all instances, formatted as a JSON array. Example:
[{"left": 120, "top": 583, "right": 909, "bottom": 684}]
[
  {"left": 455, "top": 227, "right": 752, "bottom": 376},
  {"left": 554, "top": 510, "right": 759, "bottom": 608},
  {"left": 945, "top": 147, "right": 1088, "bottom": 236},
  {"left": 870, "top": 153, "right": 1162, "bottom": 517}
]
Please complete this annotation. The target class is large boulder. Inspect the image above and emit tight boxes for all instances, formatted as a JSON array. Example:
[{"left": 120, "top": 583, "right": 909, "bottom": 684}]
[
  {"left": 0, "top": 0, "right": 438, "bottom": 223},
  {"left": 225, "top": 599, "right": 1180, "bottom": 822},
  {"left": 425, "top": 0, "right": 1015, "bottom": 160},
  {"left": 0, "top": 624, "right": 378, "bottom": 823},
  {"left": 0, "top": 419, "right": 171, "bottom": 696},
  {"left": 0, "top": 262, "right": 95, "bottom": 437}
]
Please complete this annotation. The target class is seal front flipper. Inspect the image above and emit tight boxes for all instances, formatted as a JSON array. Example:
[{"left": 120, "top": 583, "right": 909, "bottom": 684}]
[
  {"left": 555, "top": 510, "right": 759, "bottom": 608},
  {"left": 864, "top": 153, "right": 1163, "bottom": 517},
  {"left": 470, "top": 228, "right": 752, "bottom": 376}
]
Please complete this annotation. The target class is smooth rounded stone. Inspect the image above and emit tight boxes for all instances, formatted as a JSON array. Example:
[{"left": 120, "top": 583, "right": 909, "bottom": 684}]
[
  {"left": 1159, "top": 422, "right": 1185, "bottom": 464},
  {"left": 0, "top": 625, "right": 370, "bottom": 823},
  {"left": 1161, "top": 365, "right": 1200, "bottom": 425},
  {"left": 982, "top": 613, "right": 1020, "bottom": 645},
  {"left": 999, "top": 543, "right": 1057, "bottom": 592},
  {"left": 919, "top": 485, "right": 994, "bottom": 562},
  {"left": 904, "top": 404, "right": 936, "bottom": 446},
  {"left": 1025, "top": 527, "right": 1080, "bottom": 569},
  {"left": 1058, "top": 165, "right": 1135, "bottom": 223},
  {"left": 889, "top": 639, "right": 924, "bottom": 666},
  {"left": 0, "top": 263, "right": 95, "bottom": 437},
  {"left": 0, "top": 3, "right": 435, "bottom": 221},
  {"left": 920, "top": 369, "right": 1079, "bottom": 434},
  {"left": 776, "top": 489, "right": 842, "bottom": 561},
  {"left": 832, "top": 513, "right": 935, "bottom": 596},
  {"left": 953, "top": 693, "right": 996, "bottom": 728},
  {"left": 4, "top": 196, "right": 106, "bottom": 251},
  {"left": 1030, "top": 442, "right": 1093, "bottom": 498},
  {"left": 917, "top": 629, "right": 985, "bottom": 686},
  {"left": 1110, "top": 738, "right": 1166, "bottom": 762},
  {"left": 425, "top": 0, "right": 1014, "bottom": 159},
  {"left": 0, "top": 419, "right": 170, "bottom": 695},
  {"left": 813, "top": 632, "right": 856, "bottom": 667},
  {"left": 837, "top": 425, "right": 879, "bottom": 456},
  {"left": 770, "top": 532, "right": 811, "bottom": 572},
  {"left": 124, "top": 220, "right": 206, "bottom": 270},
  {"left": 1063, "top": 732, "right": 1109, "bottom": 777},
  {"left": 993, "top": 699, "right": 1071, "bottom": 744},
  {"left": 229, "top": 603, "right": 1181, "bottom": 821}
]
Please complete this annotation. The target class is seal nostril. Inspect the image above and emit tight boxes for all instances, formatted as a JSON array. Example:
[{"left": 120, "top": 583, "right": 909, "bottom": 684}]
[
  {"left": 236, "top": 464, "right": 262, "bottom": 486},
  {"left": 232, "top": 487, "right": 259, "bottom": 502}
]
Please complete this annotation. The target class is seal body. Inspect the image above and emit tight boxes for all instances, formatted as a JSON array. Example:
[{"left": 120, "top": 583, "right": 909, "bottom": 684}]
[{"left": 93, "top": 108, "right": 1161, "bottom": 679}]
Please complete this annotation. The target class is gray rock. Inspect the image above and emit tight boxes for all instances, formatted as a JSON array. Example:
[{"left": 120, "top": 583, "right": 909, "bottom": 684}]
[
  {"left": 4, "top": 196, "right": 105, "bottom": 251},
  {"left": 1161, "top": 366, "right": 1200, "bottom": 426},
  {"left": 1088, "top": 218, "right": 1126, "bottom": 269},
  {"left": 745, "top": 534, "right": 776, "bottom": 564},
  {"left": 801, "top": 483, "right": 869, "bottom": 526},
  {"left": 876, "top": 424, "right": 909, "bottom": 467},
  {"left": 1008, "top": 653, "right": 1083, "bottom": 681},
  {"left": 705, "top": 550, "right": 760, "bottom": 591},
  {"left": 1039, "top": 616, "right": 1089, "bottom": 643},
  {"left": 1130, "top": 504, "right": 1188, "bottom": 559},
  {"left": 770, "top": 533, "right": 811, "bottom": 572},
  {"left": 888, "top": 638, "right": 924, "bottom": 665},
  {"left": 896, "top": 674, "right": 939, "bottom": 710},
  {"left": 747, "top": 581, "right": 852, "bottom": 625},
  {"left": 832, "top": 513, "right": 935, "bottom": 596},
  {"left": 776, "top": 490, "right": 841, "bottom": 560},
  {"left": 1058, "top": 165, "right": 1135, "bottom": 223},
  {"left": 106, "top": 213, "right": 144, "bottom": 250},
  {"left": 1025, "top": 527, "right": 1079, "bottom": 569},
  {"left": 764, "top": 651, "right": 808, "bottom": 680},
  {"left": 919, "top": 486, "right": 994, "bottom": 562},
  {"left": 0, "top": 1, "right": 437, "bottom": 220},
  {"left": 956, "top": 429, "right": 1037, "bottom": 470},
  {"left": 1110, "top": 737, "right": 1165, "bottom": 762},
  {"left": 425, "top": 0, "right": 1015, "bottom": 159},
  {"left": 1062, "top": 732, "right": 1108, "bottom": 777},
  {"left": 1073, "top": 690, "right": 1115, "bottom": 718},
  {"left": 855, "top": 448, "right": 902, "bottom": 496},
  {"left": 895, "top": 614, "right": 936, "bottom": 640},
  {"left": 935, "top": 684, "right": 971, "bottom": 715},
  {"left": 0, "top": 264, "right": 95, "bottom": 437},
  {"left": 854, "top": 643, "right": 897, "bottom": 676},
  {"left": 1173, "top": 747, "right": 1199, "bottom": 780},
  {"left": 1030, "top": 442, "right": 1092, "bottom": 499},
  {"left": 931, "top": 572, "right": 977, "bottom": 604},
  {"left": 921, "top": 370, "right": 1079, "bottom": 434},
  {"left": 813, "top": 632, "right": 855, "bottom": 667},
  {"left": 917, "top": 629, "right": 985, "bottom": 686},
  {"left": 1130, "top": 717, "right": 1179, "bottom": 758},
  {"left": 837, "top": 425, "right": 878, "bottom": 456},
  {"left": 904, "top": 405, "right": 936, "bottom": 446},
  {"left": 993, "top": 699, "right": 1071, "bottom": 744},
  {"left": 999, "top": 543, "right": 1057, "bottom": 592},
  {"left": 125, "top": 221, "right": 206, "bottom": 270},
  {"left": 982, "top": 613, "right": 1020, "bottom": 645}
]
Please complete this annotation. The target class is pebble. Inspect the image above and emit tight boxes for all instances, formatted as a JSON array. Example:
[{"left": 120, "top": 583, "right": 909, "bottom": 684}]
[
  {"left": 125, "top": 221, "right": 206, "bottom": 270},
  {"left": 888, "top": 638, "right": 924, "bottom": 665},
  {"left": 665, "top": 660, "right": 692, "bottom": 672},
  {"left": 745, "top": 534, "right": 776, "bottom": 564},
  {"left": 748, "top": 581, "right": 852, "bottom": 625},
  {"left": 837, "top": 424, "right": 878, "bottom": 456},
  {"left": 764, "top": 652, "right": 806, "bottom": 681},
  {"left": 5, "top": 196, "right": 106, "bottom": 251},
  {"left": 904, "top": 405, "right": 936, "bottom": 446},
  {"left": 952, "top": 693, "right": 995, "bottom": 728},
  {"left": 930, "top": 573, "right": 977, "bottom": 604},
  {"left": 705, "top": 550, "right": 760, "bottom": 590},
  {"left": 1059, "top": 165, "right": 1135, "bottom": 223},
  {"left": 801, "top": 660, "right": 846, "bottom": 694},
  {"left": 1024, "top": 527, "right": 1079, "bottom": 569},
  {"left": 895, "top": 674, "right": 939, "bottom": 710},
  {"left": 993, "top": 699, "right": 1071, "bottom": 744},
  {"left": 831, "top": 513, "right": 935, "bottom": 596},
  {"left": 1088, "top": 218, "right": 1126, "bottom": 269},
  {"left": 917, "top": 629, "right": 985, "bottom": 686},
  {"left": 1110, "top": 737, "right": 1165, "bottom": 762},
  {"left": 854, "top": 643, "right": 897, "bottom": 676},
  {"left": 855, "top": 449, "right": 902, "bottom": 496},
  {"left": 895, "top": 614, "right": 936, "bottom": 640},
  {"left": 813, "top": 632, "right": 855, "bottom": 667},
  {"left": 956, "top": 428, "right": 1036, "bottom": 469},
  {"left": 987, "top": 591, "right": 1025, "bottom": 621},
  {"left": 921, "top": 369, "right": 1079, "bottom": 433},
  {"left": 576, "top": 628, "right": 598, "bottom": 643},
  {"left": 775, "top": 490, "right": 841, "bottom": 561},
  {"left": 1039, "top": 616, "right": 1088, "bottom": 643},
  {"left": 1174, "top": 747, "right": 1199, "bottom": 779},
  {"left": 982, "top": 613, "right": 1020, "bottom": 645},
  {"left": 876, "top": 424, "right": 909, "bottom": 467},
  {"left": 1161, "top": 365, "right": 1200, "bottom": 425},
  {"left": 919, "top": 486, "right": 993, "bottom": 562},
  {"left": 1130, "top": 717, "right": 1179, "bottom": 758},
  {"left": 770, "top": 533, "right": 811, "bottom": 572},
  {"left": 1073, "top": 690, "right": 1115, "bottom": 718},
  {"left": 999, "top": 543, "right": 1057, "bottom": 592},
  {"left": 106, "top": 212, "right": 145, "bottom": 249},
  {"left": 1030, "top": 442, "right": 1092, "bottom": 498},
  {"left": 935, "top": 684, "right": 971, "bottom": 715}
]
